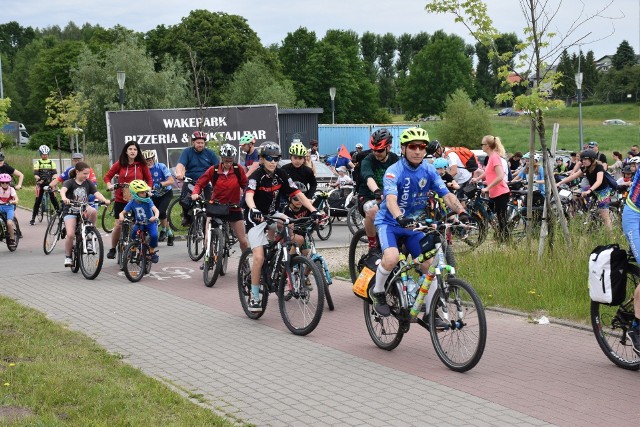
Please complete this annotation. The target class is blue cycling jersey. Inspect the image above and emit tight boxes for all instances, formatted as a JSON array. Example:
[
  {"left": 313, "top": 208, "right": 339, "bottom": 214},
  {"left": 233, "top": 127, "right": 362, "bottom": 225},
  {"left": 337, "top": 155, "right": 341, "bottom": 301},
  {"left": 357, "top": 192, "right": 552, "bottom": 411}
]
[
  {"left": 374, "top": 157, "right": 449, "bottom": 227},
  {"left": 150, "top": 162, "right": 172, "bottom": 191},
  {"left": 626, "top": 169, "right": 640, "bottom": 212}
]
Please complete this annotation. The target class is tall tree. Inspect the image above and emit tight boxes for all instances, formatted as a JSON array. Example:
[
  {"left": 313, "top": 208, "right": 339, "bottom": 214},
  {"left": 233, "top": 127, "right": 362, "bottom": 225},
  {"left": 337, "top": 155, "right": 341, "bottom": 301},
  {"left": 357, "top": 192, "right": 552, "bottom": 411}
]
[
  {"left": 555, "top": 49, "right": 575, "bottom": 100},
  {"left": 279, "top": 27, "right": 318, "bottom": 105},
  {"left": 360, "top": 32, "right": 378, "bottom": 83},
  {"left": 395, "top": 33, "right": 415, "bottom": 78},
  {"left": 582, "top": 50, "right": 599, "bottom": 97},
  {"left": 378, "top": 33, "right": 397, "bottom": 109},
  {"left": 612, "top": 40, "right": 637, "bottom": 70},
  {"left": 0, "top": 21, "right": 36, "bottom": 65}
]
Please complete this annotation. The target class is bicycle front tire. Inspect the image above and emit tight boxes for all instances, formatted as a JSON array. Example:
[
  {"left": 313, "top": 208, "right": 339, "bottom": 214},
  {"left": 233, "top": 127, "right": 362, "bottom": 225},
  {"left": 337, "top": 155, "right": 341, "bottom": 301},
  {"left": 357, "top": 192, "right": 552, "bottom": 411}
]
[
  {"left": 429, "top": 278, "right": 487, "bottom": 372},
  {"left": 348, "top": 228, "right": 370, "bottom": 283},
  {"left": 346, "top": 205, "right": 364, "bottom": 236},
  {"left": 123, "top": 241, "right": 146, "bottom": 282},
  {"left": 37, "top": 193, "right": 46, "bottom": 223},
  {"left": 203, "top": 227, "right": 224, "bottom": 287},
  {"left": 187, "top": 214, "right": 206, "bottom": 261},
  {"left": 315, "top": 258, "right": 334, "bottom": 311},
  {"left": 315, "top": 203, "right": 332, "bottom": 241},
  {"left": 237, "top": 248, "right": 268, "bottom": 319},
  {"left": 278, "top": 255, "right": 324, "bottom": 336},
  {"left": 43, "top": 214, "right": 62, "bottom": 254},
  {"left": 101, "top": 202, "right": 115, "bottom": 233},
  {"left": 79, "top": 226, "right": 104, "bottom": 280}
]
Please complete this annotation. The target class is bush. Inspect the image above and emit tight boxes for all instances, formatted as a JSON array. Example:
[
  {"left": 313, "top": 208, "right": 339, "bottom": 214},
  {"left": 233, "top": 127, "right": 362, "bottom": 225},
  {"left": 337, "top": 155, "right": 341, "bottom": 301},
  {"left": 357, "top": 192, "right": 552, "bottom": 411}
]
[
  {"left": 28, "top": 129, "right": 68, "bottom": 151},
  {"left": 439, "top": 89, "right": 492, "bottom": 148}
]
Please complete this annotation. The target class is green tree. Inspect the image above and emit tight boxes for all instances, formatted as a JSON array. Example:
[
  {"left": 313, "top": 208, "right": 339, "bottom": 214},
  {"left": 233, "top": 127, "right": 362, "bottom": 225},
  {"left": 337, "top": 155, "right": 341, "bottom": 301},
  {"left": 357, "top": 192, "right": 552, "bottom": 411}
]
[
  {"left": 398, "top": 33, "right": 473, "bottom": 118},
  {"left": 0, "top": 21, "right": 36, "bottom": 65},
  {"left": 395, "top": 33, "right": 414, "bottom": 78},
  {"left": 222, "top": 59, "right": 303, "bottom": 108},
  {"left": 360, "top": 32, "right": 378, "bottom": 83},
  {"left": 595, "top": 66, "right": 640, "bottom": 103},
  {"left": 612, "top": 40, "right": 637, "bottom": 70},
  {"left": 378, "top": 33, "right": 397, "bottom": 110},
  {"left": 582, "top": 50, "right": 599, "bottom": 97},
  {"left": 279, "top": 27, "right": 318, "bottom": 104},
  {"left": 439, "top": 88, "right": 491, "bottom": 148},
  {"left": 555, "top": 49, "right": 575, "bottom": 100}
]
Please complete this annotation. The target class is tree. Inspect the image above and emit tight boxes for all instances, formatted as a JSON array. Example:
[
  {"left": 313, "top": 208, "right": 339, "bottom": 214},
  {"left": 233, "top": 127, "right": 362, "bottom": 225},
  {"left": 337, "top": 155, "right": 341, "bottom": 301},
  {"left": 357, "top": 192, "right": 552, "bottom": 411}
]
[
  {"left": 360, "top": 32, "right": 378, "bottom": 83},
  {"left": 222, "top": 60, "right": 303, "bottom": 108},
  {"left": 398, "top": 33, "right": 473, "bottom": 118},
  {"left": 439, "top": 89, "right": 492, "bottom": 148},
  {"left": 612, "top": 40, "right": 637, "bottom": 70},
  {"left": 582, "top": 50, "right": 599, "bottom": 97},
  {"left": 555, "top": 49, "right": 575, "bottom": 101},
  {"left": 44, "top": 90, "right": 89, "bottom": 151},
  {"left": 0, "top": 21, "right": 36, "bottom": 65},
  {"left": 279, "top": 27, "right": 318, "bottom": 105},
  {"left": 378, "top": 33, "right": 397, "bottom": 109}
]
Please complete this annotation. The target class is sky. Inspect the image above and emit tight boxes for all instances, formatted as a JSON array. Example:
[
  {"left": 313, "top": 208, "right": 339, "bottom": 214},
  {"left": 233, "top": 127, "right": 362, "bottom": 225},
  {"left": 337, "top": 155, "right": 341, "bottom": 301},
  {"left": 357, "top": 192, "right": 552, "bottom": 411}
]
[{"left": 3, "top": 0, "right": 639, "bottom": 61}]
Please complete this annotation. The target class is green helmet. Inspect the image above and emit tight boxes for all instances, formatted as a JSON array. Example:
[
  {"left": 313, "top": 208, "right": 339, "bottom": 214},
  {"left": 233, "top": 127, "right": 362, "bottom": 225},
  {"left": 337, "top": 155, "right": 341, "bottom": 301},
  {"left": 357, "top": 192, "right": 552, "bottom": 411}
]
[
  {"left": 400, "top": 127, "right": 429, "bottom": 145},
  {"left": 239, "top": 134, "right": 256, "bottom": 146},
  {"left": 289, "top": 142, "right": 308, "bottom": 157}
]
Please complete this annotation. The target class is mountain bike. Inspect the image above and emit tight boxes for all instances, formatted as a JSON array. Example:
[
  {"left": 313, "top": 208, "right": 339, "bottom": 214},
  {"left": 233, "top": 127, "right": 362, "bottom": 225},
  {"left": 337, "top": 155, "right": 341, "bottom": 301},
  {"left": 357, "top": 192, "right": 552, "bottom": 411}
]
[
  {"left": 122, "top": 220, "right": 156, "bottom": 282},
  {"left": 101, "top": 182, "right": 128, "bottom": 233},
  {"left": 298, "top": 221, "right": 334, "bottom": 310},
  {"left": 187, "top": 191, "right": 207, "bottom": 262},
  {"left": 346, "top": 204, "right": 364, "bottom": 236},
  {"left": 65, "top": 201, "right": 105, "bottom": 280},
  {"left": 202, "top": 206, "right": 239, "bottom": 287},
  {"left": 237, "top": 215, "right": 325, "bottom": 335},
  {"left": 37, "top": 185, "right": 58, "bottom": 223},
  {"left": 0, "top": 204, "right": 20, "bottom": 252},
  {"left": 358, "top": 220, "right": 486, "bottom": 372},
  {"left": 43, "top": 208, "right": 65, "bottom": 254},
  {"left": 591, "top": 251, "right": 640, "bottom": 370}
]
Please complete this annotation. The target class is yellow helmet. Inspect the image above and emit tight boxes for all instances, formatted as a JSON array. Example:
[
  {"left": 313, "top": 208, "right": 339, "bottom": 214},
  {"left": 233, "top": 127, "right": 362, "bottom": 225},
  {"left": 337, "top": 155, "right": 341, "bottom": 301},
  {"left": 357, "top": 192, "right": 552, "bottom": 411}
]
[{"left": 129, "top": 179, "right": 150, "bottom": 194}]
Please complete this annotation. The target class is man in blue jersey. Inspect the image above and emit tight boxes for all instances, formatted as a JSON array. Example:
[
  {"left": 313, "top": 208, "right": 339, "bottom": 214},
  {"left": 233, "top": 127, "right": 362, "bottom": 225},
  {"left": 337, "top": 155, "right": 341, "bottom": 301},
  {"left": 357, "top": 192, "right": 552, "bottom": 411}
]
[
  {"left": 372, "top": 127, "right": 468, "bottom": 317},
  {"left": 621, "top": 163, "right": 640, "bottom": 355}
]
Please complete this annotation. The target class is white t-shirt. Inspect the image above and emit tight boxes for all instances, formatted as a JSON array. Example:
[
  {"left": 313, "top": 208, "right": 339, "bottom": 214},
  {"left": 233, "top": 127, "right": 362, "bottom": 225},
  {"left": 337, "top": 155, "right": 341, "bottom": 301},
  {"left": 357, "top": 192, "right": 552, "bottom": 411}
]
[{"left": 446, "top": 151, "right": 473, "bottom": 185}]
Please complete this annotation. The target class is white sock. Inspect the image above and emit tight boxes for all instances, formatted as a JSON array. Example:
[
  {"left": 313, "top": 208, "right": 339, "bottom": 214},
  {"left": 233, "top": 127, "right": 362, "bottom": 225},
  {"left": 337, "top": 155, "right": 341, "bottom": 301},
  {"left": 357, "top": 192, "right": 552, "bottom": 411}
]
[{"left": 373, "top": 264, "right": 391, "bottom": 294}]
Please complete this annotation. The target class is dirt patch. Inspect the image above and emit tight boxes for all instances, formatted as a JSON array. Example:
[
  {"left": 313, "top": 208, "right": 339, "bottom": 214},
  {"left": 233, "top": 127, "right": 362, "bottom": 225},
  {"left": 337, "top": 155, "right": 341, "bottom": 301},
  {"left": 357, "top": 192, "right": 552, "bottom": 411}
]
[{"left": 0, "top": 406, "right": 35, "bottom": 422}]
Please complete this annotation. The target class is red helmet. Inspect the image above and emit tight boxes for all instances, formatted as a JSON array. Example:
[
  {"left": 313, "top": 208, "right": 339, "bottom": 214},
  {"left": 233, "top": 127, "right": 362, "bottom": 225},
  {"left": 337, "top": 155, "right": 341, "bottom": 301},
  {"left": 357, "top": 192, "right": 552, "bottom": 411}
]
[
  {"left": 191, "top": 130, "right": 207, "bottom": 141},
  {"left": 369, "top": 128, "right": 392, "bottom": 150}
]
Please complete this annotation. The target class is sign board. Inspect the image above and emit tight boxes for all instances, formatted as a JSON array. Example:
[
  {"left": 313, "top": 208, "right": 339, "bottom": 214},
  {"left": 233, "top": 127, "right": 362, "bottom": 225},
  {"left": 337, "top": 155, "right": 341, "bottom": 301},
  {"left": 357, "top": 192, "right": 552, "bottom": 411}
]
[{"left": 105, "top": 105, "right": 279, "bottom": 167}]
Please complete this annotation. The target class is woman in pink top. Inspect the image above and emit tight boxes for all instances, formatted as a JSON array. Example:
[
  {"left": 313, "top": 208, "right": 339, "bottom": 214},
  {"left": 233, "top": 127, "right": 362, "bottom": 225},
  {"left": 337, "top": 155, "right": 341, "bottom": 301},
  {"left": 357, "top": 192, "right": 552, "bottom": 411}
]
[{"left": 479, "top": 135, "right": 510, "bottom": 242}]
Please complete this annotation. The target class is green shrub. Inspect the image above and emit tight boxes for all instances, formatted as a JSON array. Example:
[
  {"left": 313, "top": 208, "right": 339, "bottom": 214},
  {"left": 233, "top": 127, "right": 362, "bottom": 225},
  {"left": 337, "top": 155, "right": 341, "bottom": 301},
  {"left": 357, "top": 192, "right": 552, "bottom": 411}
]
[{"left": 28, "top": 129, "right": 68, "bottom": 151}]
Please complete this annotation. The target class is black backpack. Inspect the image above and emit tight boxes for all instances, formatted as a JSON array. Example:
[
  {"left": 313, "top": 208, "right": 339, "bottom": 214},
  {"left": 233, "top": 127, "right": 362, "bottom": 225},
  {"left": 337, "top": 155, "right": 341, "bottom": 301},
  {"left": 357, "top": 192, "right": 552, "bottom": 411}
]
[{"left": 211, "top": 163, "right": 243, "bottom": 187}]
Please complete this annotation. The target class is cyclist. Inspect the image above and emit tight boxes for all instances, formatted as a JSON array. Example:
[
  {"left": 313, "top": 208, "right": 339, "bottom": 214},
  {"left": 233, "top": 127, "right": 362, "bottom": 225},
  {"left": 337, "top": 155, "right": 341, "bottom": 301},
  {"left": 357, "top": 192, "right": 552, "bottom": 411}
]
[
  {"left": 557, "top": 149, "right": 613, "bottom": 232},
  {"left": 433, "top": 158, "right": 459, "bottom": 191},
  {"left": 191, "top": 143, "right": 249, "bottom": 254},
  {"left": 350, "top": 143, "right": 364, "bottom": 161},
  {"left": 30, "top": 145, "right": 60, "bottom": 225},
  {"left": 0, "top": 152, "right": 24, "bottom": 190},
  {"left": 104, "top": 141, "right": 153, "bottom": 260},
  {"left": 243, "top": 142, "right": 321, "bottom": 312},
  {"left": 426, "top": 140, "right": 473, "bottom": 197},
  {"left": 118, "top": 180, "right": 160, "bottom": 264},
  {"left": 239, "top": 134, "right": 259, "bottom": 175},
  {"left": 372, "top": 127, "right": 468, "bottom": 317},
  {"left": 357, "top": 128, "right": 399, "bottom": 251},
  {"left": 53, "top": 153, "right": 96, "bottom": 187},
  {"left": 282, "top": 142, "right": 317, "bottom": 200},
  {"left": 143, "top": 150, "right": 175, "bottom": 246},
  {"left": 0, "top": 173, "right": 19, "bottom": 249},
  {"left": 309, "top": 139, "right": 320, "bottom": 162},
  {"left": 622, "top": 157, "right": 640, "bottom": 355},
  {"left": 60, "top": 162, "right": 111, "bottom": 267},
  {"left": 175, "top": 131, "right": 220, "bottom": 227}
]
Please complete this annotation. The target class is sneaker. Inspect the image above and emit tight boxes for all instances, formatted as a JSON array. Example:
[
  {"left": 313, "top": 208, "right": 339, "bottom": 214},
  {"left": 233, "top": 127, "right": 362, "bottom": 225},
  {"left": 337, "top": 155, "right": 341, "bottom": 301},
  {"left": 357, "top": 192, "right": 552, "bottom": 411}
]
[
  {"left": 106, "top": 248, "right": 116, "bottom": 259},
  {"left": 371, "top": 291, "right": 391, "bottom": 317},
  {"left": 627, "top": 326, "right": 640, "bottom": 356},
  {"left": 7, "top": 239, "right": 16, "bottom": 250},
  {"left": 151, "top": 253, "right": 159, "bottom": 263},
  {"left": 29, "top": 219, "right": 35, "bottom": 226},
  {"left": 158, "top": 229, "right": 167, "bottom": 242},
  {"left": 248, "top": 297, "right": 262, "bottom": 312},
  {"left": 167, "top": 234, "right": 174, "bottom": 246},
  {"left": 64, "top": 257, "right": 73, "bottom": 267},
  {"left": 425, "top": 313, "right": 449, "bottom": 332}
]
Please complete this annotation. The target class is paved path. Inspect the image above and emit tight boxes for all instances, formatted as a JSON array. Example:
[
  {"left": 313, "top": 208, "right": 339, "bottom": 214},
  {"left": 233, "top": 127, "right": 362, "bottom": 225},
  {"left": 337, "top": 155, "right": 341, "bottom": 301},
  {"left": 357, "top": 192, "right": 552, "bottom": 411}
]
[{"left": 1, "top": 208, "right": 638, "bottom": 426}]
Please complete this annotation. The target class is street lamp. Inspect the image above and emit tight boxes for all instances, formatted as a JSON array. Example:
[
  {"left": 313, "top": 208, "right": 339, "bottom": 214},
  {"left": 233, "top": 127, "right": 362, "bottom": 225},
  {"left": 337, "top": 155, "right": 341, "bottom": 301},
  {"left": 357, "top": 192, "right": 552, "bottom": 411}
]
[
  {"left": 329, "top": 87, "right": 336, "bottom": 124},
  {"left": 117, "top": 71, "right": 126, "bottom": 111},
  {"left": 575, "top": 72, "right": 583, "bottom": 151}
]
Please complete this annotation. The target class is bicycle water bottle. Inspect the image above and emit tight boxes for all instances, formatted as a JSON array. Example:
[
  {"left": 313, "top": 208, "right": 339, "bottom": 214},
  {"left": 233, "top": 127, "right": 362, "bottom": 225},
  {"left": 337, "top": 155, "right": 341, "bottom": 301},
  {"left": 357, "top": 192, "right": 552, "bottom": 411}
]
[
  {"left": 410, "top": 266, "right": 436, "bottom": 317},
  {"left": 405, "top": 275, "right": 420, "bottom": 306}
]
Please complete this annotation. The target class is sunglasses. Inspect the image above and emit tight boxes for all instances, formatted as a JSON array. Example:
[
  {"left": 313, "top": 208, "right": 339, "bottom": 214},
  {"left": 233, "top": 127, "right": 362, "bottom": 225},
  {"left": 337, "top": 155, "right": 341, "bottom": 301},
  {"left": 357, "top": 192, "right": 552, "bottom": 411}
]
[
  {"left": 406, "top": 143, "right": 427, "bottom": 151},
  {"left": 290, "top": 197, "right": 300, "bottom": 202},
  {"left": 263, "top": 155, "right": 281, "bottom": 163},
  {"left": 373, "top": 148, "right": 386, "bottom": 153}
]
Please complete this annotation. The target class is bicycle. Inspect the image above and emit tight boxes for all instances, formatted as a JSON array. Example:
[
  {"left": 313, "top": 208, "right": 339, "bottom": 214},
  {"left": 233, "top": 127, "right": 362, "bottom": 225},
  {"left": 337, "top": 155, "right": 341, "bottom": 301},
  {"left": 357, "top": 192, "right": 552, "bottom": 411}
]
[
  {"left": 65, "top": 201, "right": 105, "bottom": 280},
  {"left": 122, "top": 220, "right": 157, "bottom": 282},
  {"left": 186, "top": 189, "right": 207, "bottom": 262},
  {"left": 43, "top": 208, "right": 65, "bottom": 254},
  {"left": 37, "top": 185, "right": 58, "bottom": 224},
  {"left": 346, "top": 204, "right": 364, "bottom": 236},
  {"left": 591, "top": 251, "right": 640, "bottom": 370},
  {"left": 116, "top": 210, "right": 135, "bottom": 271},
  {"left": 202, "top": 204, "right": 239, "bottom": 287},
  {"left": 357, "top": 220, "right": 486, "bottom": 372},
  {"left": 0, "top": 203, "right": 20, "bottom": 252},
  {"left": 298, "top": 221, "right": 334, "bottom": 310},
  {"left": 237, "top": 215, "right": 325, "bottom": 335},
  {"left": 101, "top": 182, "right": 129, "bottom": 233},
  {"left": 311, "top": 190, "right": 333, "bottom": 240}
]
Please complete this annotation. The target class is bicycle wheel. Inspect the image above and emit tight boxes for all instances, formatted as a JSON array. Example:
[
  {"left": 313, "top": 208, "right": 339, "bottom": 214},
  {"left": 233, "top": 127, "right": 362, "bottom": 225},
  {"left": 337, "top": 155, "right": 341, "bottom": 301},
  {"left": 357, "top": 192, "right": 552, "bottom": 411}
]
[
  {"left": 43, "top": 214, "right": 62, "bottom": 255},
  {"left": 70, "top": 241, "right": 80, "bottom": 273},
  {"left": 46, "top": 196, "right": 56, "bottom": 223},
  {"left": 346, "top": 205, "right": 364, "bottom": 236},
  {"left": 9, "top": 217, "right": 20, "bottom": 251},
  {"left": 123, "top": 241, "right": 146, "bottom": 282},
  {"left": 447, "top": 212, "right": 486, "bottom": 254},
  {"left": 79, "top": 226, "right": 104, "bottom": 280},
  {"left": 101, "top": 202, "right": 115, "bottom": 233},
  {"left": 203, "top": 227, "right": 225, "bottom": 287},
  {"left": 220, "top": 223, "right": 231, "bottom": 276},
  {"left": 237, "top": 248, "right": 268, "bottom": 319},
  {"left": 428, "top": 278, "right": 487, "bottom": 372},
  {"left": 364, "top": 279, "right": 405, "bottom": 350},
  {"left": 278, "top": 255, "right": 325, "bottom": 336},
  {"left": 37, "top": 193, "right": 46, "bottom": 223},
  {"left": 348, "top": 228, "right": 370, "bottom": 283},
  {"left": 144, "top": 248, "right": 153, "bottom": 274},
  {"left": 167, "top": 197, "right": 189, "bottom": 234},
  {"left": 315, "top": 258, "right": 334, "bottom": 311},
  {"left": 187, "top": 214, "right": 206, "bottom": 261},
  {"left": 315, "top": 203, "right": 332, "bottom": 241}
]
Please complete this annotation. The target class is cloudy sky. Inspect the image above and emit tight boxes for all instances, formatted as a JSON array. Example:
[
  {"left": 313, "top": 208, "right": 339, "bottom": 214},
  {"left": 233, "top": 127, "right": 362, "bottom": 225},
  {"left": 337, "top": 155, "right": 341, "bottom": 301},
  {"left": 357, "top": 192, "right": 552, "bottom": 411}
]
[{"left": 3, "top": 0, "right": 638, "bottom": 60}]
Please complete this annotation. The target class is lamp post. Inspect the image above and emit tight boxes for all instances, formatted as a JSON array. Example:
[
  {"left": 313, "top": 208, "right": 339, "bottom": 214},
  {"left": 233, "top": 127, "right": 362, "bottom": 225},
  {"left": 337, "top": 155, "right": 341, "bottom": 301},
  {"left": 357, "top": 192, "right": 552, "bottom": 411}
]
[
  {"left": 575, "top": 72, "right": 583, "bottom": 151},
  {"left": 117, "top": 71, "right": 126, "bottom": 111},
  {"left": 329, "top": 87, "right": 336, "bottom": 124}
]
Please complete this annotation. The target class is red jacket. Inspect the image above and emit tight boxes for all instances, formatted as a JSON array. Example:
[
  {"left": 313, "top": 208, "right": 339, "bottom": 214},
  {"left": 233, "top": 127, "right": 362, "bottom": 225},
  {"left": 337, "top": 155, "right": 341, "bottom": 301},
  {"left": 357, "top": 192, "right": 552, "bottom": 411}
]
[
  {"left": 194, "top": 164, "right": 248, "bottom": 208},
  {"left": 103, "top": 161, "right": 152, "bottom": 203}
]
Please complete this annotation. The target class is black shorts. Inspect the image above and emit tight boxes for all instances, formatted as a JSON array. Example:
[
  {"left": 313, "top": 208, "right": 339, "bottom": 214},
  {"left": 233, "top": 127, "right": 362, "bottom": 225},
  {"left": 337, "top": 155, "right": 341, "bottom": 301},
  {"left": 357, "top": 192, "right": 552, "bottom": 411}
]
[{"left": 357, "top": 195, "right": 374, "bottom": 217}]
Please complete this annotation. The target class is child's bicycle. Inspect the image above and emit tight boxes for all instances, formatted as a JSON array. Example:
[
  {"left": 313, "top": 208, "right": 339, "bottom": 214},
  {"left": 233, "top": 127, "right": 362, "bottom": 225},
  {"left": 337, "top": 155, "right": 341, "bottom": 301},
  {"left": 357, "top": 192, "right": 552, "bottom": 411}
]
[
  {"left": 237, "top": 215, "right": 325, "bottom": 335},
  {"left": 116, "top": 210, "right": 134, "bottom": 270},
  {"left": 66, "top": 201, "right": 105, "bottom": 280},
  {"left": 357, "top": 220, "right": 487, "bottom": 372},
  {"left": 0, "top": 203, "right": 20, "bottom": 252},
  {"left": 122, "top": 219, "right": 158, "bottom": 282},
  {"left": 591, "top": 250, "right": 640, "bottom": 370}
]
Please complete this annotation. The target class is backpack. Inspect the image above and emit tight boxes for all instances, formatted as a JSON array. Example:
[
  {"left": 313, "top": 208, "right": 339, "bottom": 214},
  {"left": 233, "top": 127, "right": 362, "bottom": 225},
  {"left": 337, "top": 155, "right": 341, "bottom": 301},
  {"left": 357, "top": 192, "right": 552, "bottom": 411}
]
[
  {"left": 602, "top": 170, "right": 619, "bottom": 192},
  {"left": 444, "top": 147, "right": 478, "bottom": 172},
  {"left": 211, "top": 163, "right": 242, "bottom": 187},
  {"left": 588, "top": 244, "right": 628, "bottom": 306}
]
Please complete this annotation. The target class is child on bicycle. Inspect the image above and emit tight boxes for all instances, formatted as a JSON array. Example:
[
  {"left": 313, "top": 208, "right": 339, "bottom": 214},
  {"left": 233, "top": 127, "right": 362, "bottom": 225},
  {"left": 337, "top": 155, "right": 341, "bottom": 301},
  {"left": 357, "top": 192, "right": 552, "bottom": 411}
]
[
  {"left": 118, "top": 180, "right": 160, "bottom": 263},
  {"left": 0, "top": 173, "right": 19, "bottom": 249},
  {"left": 60, "top": 162, "right": 111, "bottom": 267}
]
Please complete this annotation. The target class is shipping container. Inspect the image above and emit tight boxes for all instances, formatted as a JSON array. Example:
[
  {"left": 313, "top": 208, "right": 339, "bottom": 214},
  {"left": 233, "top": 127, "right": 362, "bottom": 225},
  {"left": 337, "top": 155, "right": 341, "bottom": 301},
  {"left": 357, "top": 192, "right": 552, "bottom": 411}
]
[{"left": 318, "top": 124, "right": 414, "bottom": 157}]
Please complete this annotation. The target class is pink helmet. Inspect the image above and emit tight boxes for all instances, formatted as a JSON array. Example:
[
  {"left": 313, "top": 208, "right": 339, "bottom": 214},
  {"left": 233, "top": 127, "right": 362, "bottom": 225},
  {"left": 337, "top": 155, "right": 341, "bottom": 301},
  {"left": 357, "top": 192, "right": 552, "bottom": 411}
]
[{"left": 0, "top": 173, "right": 12, "bottom": 183}]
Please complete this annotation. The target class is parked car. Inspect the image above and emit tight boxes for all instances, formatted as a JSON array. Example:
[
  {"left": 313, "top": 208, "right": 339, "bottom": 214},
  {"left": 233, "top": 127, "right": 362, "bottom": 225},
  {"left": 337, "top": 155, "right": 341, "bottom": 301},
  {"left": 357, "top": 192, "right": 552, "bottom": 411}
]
[
  {"left": 498, "top": 108, "right": 520, "bottom": 117},
  {"left": 278, "top": 159, "right": 337, "bottom": 190},
  {"left": 603, "top": 119, "right": 629, "bottom": 126}
]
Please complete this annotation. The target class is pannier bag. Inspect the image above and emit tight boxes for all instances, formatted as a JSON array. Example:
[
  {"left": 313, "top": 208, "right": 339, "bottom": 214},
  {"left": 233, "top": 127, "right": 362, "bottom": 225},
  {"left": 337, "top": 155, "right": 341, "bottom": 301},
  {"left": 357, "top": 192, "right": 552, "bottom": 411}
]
[
  {"left": 588, "top": 244, "right": 627, "bottom": 305},
  {"left": 352, "top": 252, "right": 381, "bottom": 300}
]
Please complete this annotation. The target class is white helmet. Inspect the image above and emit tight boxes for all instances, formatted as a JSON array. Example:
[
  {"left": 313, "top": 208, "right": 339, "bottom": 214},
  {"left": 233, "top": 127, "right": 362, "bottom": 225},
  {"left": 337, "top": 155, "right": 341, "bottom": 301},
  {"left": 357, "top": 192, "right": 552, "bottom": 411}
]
[
  {"left": 355, "top": 143, "right": 363, "bottom": 149},
  {"left": 629, "top": 156, "right": 640, "bottom": 164},
  {"left": 38, "top": 145, "right": 50, "bottom": 155},
  {"left": 534, "top": 154, "right": 542, "bottom": 162},
  {"left": 219, "top": 143, "right": 237, "bottom": 158}
]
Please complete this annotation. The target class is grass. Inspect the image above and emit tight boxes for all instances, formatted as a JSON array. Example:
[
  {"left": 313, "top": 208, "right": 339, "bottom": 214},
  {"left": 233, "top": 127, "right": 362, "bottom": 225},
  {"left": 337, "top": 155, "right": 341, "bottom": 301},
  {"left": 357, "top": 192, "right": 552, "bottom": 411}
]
[{"left": 0, "top": 296, "right": 236, "bottom": 426}]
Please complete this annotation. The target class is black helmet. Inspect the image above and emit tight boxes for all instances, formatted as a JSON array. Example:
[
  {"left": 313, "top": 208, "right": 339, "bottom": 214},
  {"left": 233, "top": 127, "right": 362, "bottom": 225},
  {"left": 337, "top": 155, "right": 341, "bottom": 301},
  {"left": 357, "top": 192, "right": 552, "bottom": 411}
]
[
  {"left": 259, "top": 141, "right": 281, "bottom": 158},
  {"left": 369, "top": 128, "right": 393, "bottom": 150},
  {"left": 580, "top": 150, "right": 597, "bottom": 161},
  {"left": 426, "top": 140, "right": 442, "bottom": 155}
]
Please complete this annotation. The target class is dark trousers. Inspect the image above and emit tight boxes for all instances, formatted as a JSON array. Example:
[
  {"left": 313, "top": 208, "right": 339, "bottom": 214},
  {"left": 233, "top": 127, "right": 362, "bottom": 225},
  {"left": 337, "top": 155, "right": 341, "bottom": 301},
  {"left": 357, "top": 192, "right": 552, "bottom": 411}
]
[
  {"left": 491, "top": 192, "right": 511, "bottom": 243},
  {"left": 32, "top": 182, "right": 60, "bottom": 219}
]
